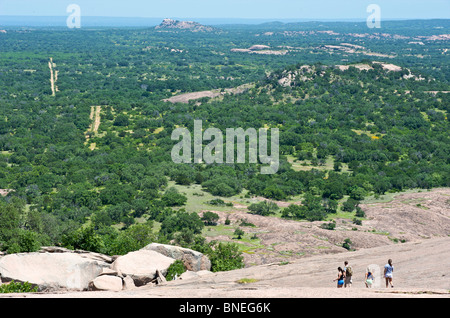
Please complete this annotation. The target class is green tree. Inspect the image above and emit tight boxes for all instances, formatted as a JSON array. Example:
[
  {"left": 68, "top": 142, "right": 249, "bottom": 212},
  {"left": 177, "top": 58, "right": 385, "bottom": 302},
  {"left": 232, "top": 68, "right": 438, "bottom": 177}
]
[
  {"left": 234, "top": 228, "right": 245, "bottom": 239},
  {"left": 106, "top": 223, "right": 155, "bottom": 255},
  {"left": 166, "top": 260, "right": 187, "bottom": 281},
  {"left": 342, "top": 238, "right": 353, "bottom": 250},
  {"left": 342, "top": 198, "right": 360, "bottom": 212},
  {"left": 201, "top": 211, "right": 219, "bottom": 226},
  {"left": 161, "top": 187, "right": 188, "bottom": 207},
  {"left": 113, "top": 114, "right": 129, "bottom": 126},
  {"left": 247, "top": 201, "right": 279, "bottom": 216},
  {"left": 62, "top": 225, "right": 105, "bottom": 253},
  {"left": 207, "top": 242, "right": 244, "bottom": 272}
]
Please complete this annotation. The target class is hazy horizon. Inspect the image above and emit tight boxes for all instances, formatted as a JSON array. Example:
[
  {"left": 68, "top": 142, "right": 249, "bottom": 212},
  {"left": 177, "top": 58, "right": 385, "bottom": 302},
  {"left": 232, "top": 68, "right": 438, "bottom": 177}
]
[
  {"left": 0, "top": 0, "right": 449, "bottom": 20},
  {"left": 0, "top": 0, "right": 449, "bottom": 27},
  {"left": 1, "top": 15, "right": 449, "bottom": 28}
]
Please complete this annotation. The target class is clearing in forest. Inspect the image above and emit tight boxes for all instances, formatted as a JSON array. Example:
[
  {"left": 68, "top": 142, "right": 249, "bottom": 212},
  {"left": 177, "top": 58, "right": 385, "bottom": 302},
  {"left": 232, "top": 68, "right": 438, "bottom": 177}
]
[
  {"left": 48, "top": 57, "right": 58, "bottom": 96},
  {"left": 85, "top": 106, "right": 102, "bottom": 149},
  {"left": 163, "top": 83, "right": 253, "bottom": 104}
]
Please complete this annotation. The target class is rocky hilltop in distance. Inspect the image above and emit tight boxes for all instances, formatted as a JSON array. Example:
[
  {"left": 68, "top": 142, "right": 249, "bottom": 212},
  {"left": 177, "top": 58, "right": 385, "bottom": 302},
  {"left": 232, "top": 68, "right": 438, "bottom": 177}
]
[{"left": 155, "top": 18, "right": 215, "bottom": 32}]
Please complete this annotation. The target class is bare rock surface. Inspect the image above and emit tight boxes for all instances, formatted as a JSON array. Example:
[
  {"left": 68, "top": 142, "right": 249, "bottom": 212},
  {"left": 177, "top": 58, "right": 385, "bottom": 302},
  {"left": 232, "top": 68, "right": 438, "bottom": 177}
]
[
  {"left": 90, "top": 275, "right": 123, "bottom": 292},
  {"left": 5, "top": 237, "right": 449, "bottom": 298},
  {"left": 155, "top": 19, "right": 214, "bottom": 32},
  {"left": 205, "top": 188, "right": 450, "bottom": 267},
  {"left": 0, "top": 189, "right": 448, "bottom": 298},
  {"left": 0, "top": 252, "right": 108, "bottom": 291},
  {"left": 39, "top": 246, "right": 114, "bottom": 263},
  {"left": 111, "top": 249, "right": 176, "bottom": 286}
]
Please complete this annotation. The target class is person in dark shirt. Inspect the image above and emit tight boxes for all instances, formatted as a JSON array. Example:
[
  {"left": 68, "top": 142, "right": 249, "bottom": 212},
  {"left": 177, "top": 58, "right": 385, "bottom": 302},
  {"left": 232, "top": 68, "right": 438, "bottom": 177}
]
[{"left": 334, "top": 267, "right": 345, "bottom": 288}]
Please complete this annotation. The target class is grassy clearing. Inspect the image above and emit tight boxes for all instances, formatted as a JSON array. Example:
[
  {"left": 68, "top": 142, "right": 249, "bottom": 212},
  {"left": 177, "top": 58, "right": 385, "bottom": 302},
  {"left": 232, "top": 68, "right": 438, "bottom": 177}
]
[
  {"left": 202, "top": 224, "right": 235, "bottom": 237},
  {"left": 286, "top": 155, "right": 350, "bottom": 173},
  {"left": 362, "top": 188, "right": 431, "bottom": 204}
]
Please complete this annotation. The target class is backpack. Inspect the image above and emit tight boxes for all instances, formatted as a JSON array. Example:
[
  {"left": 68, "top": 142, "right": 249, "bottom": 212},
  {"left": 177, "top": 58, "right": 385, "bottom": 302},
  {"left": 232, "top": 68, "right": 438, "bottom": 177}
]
[{"left": 346, "top": 266, "right": 353, "bottom": 276}]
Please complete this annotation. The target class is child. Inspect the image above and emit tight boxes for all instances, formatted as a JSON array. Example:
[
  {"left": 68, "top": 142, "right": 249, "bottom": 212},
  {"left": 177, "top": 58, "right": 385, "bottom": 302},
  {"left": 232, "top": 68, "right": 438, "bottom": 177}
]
[{"left": 365, "top": 268, "right": 375, "bottom": 288}]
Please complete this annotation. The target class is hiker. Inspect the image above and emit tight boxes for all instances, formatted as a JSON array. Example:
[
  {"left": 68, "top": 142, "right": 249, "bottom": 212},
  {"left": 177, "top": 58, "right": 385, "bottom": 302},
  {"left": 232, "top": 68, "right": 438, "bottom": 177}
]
[
  {"left": 365, "top": 268, "right": 375, "bottom": 288},
  {"left": 384, "top": 259, "right": 394, "bottom": 288},
  {"left": 334, "top": 267, "right": 346, "bottom": 288},
  {"left": 343, "top": 261, "right": 353, "bottom": 288}
]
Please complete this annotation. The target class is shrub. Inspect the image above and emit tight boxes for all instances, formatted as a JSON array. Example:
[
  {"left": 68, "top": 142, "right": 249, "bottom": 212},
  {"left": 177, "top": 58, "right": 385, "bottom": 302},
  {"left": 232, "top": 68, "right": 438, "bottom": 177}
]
[
  {"left": 206, "top": 199, "right": 232, "bottom": 206},
  {"left": 234, "top": 228, "right": 245, "bottom": 239},
  {"left": 207, "top": 241, "right": 244, "bottom": 272},
  {"left": 282, "top": 194, "right": 327, "bottom": 221},
  {"left": 201, "top": 211, "right": 219, "bottom": 226},
  {"left": 160, "top": 210, "right": 204, "bottom": 237},
  {"left": 320, "top": 221, "right": 336, "bottom": 230},
  {"left": 165, "top": 260, "right": 186, "bottom": 281},
  {"left": 0, "top": 281, "right": 38, "bottom": 293},
  {"left": 61, "top": 225, "right": 105, "bottom": 253},
  {"left": 355, "top": 206, "right": 366, "bottom": 217},
  {"left": 248, "top": 201, "right": 279, "bottom": 216},
  {"left": 161, "top": 188, "right": 188, "bottom": 207},
  {"left": 342, "top": 198, "right": 360, "bottom": 212},
  {"left": 349, "top": 187, "right": 367, "bottom": 201},
  {"left": 239, "top": 219, "right": 255, "bottom": 227},
  {"left": 342, "top": 238, "right": 353, "bottom": 250}
]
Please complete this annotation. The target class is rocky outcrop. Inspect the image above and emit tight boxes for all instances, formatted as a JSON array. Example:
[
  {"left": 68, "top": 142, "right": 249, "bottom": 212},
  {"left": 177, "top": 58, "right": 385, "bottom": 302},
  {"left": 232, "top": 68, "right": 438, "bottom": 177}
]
[
  {"left": 90, "top": 275, "right": 123, "bottom": 292},
  {"left": 111, "top": 249, "right": 176, "bottom": 287},
  {"left": 39, "top": 246, "right": 114, "bottom": 263},
  {"left": 155, "top": 19, "right": 214, "bottom": 32},
  {"left": 142, "top": 243, "right": 211, "bottom": 272},
  {"left": 0, "top": 252, "right": 109, "bottom": 291},
  {"left": 0, "top": 244, "right": 212, "bottom": 292},
  {"left": 88, "top": 268, "right": 136, "bottom": 291}
]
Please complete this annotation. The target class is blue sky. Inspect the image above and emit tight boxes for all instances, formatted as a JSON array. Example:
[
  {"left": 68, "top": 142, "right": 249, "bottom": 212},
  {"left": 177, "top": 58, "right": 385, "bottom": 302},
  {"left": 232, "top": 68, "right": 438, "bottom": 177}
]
[{"left": 0, "top": 0, "right": 449, "bottom": 20}]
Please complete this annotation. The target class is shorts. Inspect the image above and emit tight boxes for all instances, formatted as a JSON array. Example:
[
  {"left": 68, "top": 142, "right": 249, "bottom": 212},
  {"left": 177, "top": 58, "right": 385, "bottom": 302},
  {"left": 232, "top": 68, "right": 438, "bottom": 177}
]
[
  {"left": 338, "top": 280, "right": 344, "bottom": 286},
  {"left": 345, "top": 276, "right": 352, "bottom": 284},
  {"left": 366, "top": 279, "right": 373, "bottom": 286}
]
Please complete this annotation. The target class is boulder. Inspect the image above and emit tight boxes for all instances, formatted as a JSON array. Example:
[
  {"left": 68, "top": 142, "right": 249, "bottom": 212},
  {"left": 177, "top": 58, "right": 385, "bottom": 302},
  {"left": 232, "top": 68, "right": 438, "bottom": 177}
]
[
  {"left": 142, "top": 243, "right": 211, "bottom": 272},
  {"left": 122, "top": 275, "right": 136, "bottom": 290},
  {"left": 111, "top": 250, "right": 175, "bottom": 286},
  {"left": 39, "top": 246, "right": 114, "bottom": 263},
  {"left": 89, "top": 275, "right": 123, "bottom": 292},
  {"left": 155, "top": 269, "right": 167, "bottom": 285},
  {"left": 0, "top": 252, "right": 109, "bottom": 291},
  {"left": 88, "top": 267, "right": 136, "bottom": 291},
  {"left": 98, "top": 268, "right": 121, "bottom": 277}
]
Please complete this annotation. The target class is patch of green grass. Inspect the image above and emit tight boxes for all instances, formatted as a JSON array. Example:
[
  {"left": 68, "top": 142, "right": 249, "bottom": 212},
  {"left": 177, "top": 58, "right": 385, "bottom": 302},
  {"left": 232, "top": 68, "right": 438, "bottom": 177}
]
[
  {"left": 362, "top": 188, "right": 425, "bottom": 204},
  {"left": 312, "top": 235, "right": 329, "bottom": 241},
  {"left": 168, "top": 181, "right": 251, "bottom": 213},
  {"left": 286, "top": 155, "right": 349, "bottom": 173},
  {"left": 315, "top": 245, "right": 330, "bottom": 249},
  {"left": 202, "top": 224, "right": 235, "bottom": 237},
  {"left": 368, "top": 229, "right": 390, "bottom": 236},
  {"left": 236, "top": 278, "right": 259, "bottom": 284}
]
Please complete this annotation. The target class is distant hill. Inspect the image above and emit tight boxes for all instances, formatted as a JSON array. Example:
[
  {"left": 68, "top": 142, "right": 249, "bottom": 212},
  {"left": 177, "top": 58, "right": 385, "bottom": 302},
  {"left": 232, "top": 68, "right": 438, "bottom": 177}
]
[{"left": 155, "top": 18, "right": 215, "bottom": 32}]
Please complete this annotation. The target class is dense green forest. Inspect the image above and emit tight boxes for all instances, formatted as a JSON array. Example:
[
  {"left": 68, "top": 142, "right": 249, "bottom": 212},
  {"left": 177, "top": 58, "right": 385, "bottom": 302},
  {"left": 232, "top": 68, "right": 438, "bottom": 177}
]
[{"left": 0, "top": 20, "right": 449, "bottom": 270}]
